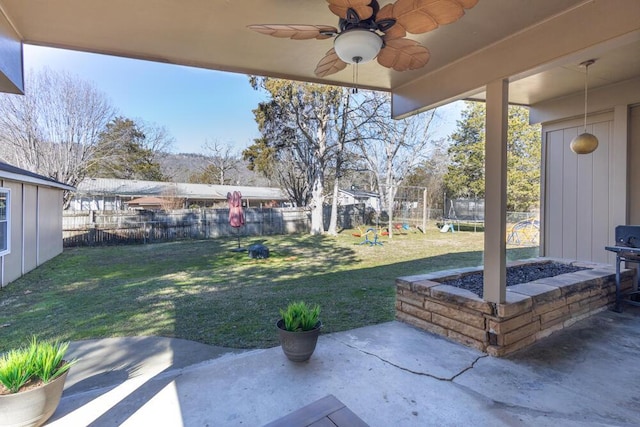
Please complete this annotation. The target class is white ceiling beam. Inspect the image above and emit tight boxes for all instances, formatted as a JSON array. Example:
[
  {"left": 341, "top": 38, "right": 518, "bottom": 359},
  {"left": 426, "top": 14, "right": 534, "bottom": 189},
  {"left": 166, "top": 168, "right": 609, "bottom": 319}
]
[{"left": 391, "top": 0, "right": 640, "bottom": 118}]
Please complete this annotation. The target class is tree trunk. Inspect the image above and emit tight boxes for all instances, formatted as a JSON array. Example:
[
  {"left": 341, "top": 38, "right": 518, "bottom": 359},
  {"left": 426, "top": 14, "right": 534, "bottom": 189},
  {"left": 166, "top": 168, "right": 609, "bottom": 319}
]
[
  {"left": 310, "top": 174, "right": 324, "bottom": 235},
  {"left": 387, "top": 188, "right": 394, "bottom": 239},
  {"left": 327, "top": 177, "right": 340, "bottom": 235}
]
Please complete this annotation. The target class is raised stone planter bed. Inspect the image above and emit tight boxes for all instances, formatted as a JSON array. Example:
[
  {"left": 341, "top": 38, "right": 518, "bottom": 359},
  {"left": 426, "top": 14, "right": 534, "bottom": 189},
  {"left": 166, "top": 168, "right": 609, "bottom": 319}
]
[{"left": 396, "top": 258, "right": 635, "bottom": 356}]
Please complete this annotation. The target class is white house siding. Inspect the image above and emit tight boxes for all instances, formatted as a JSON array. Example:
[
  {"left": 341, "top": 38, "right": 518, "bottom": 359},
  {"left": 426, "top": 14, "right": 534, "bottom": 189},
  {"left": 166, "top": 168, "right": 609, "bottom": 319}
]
[{"left": 543, "top": 113, "right": 615, "bottom": 264}]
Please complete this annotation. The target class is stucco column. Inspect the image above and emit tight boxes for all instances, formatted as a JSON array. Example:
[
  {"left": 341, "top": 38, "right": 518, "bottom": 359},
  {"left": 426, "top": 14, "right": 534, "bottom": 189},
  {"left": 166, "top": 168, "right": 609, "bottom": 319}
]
[{"left": 483, "top": 79, "right": 509, "bottom": 303}]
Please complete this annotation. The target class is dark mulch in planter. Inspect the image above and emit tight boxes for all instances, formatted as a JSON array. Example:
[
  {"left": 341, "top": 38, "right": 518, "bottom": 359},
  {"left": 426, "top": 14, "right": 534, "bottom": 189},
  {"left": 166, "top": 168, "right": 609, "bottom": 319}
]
[{"left": 440, "top": 262, "right": 588, "bottom": 299}]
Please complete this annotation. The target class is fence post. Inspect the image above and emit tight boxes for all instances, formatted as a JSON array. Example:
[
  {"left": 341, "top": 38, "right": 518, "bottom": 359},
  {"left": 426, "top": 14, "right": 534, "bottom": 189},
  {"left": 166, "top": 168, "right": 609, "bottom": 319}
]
[{"left": 422, "top": 188, "right": 428, "bottom": 233}]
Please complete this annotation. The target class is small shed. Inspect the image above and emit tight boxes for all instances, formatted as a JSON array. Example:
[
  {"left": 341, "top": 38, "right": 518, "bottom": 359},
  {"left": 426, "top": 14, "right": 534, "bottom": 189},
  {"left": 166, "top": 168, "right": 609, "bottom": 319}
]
[
  {"left": 0, "top": 162, "right": 74, "bottom": 288},
  {"left": 338, "top": 188, "right": 381, "bottom": 212}
]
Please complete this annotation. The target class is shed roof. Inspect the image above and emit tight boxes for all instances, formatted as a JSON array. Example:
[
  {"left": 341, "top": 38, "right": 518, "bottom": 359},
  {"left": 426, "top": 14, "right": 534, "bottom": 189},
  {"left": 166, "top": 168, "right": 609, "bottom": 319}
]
[
  {"left": 340, "top": 189, "right": 380, "bottom": 199},
  {"left": 76, "top": 178, "right": 288, "bottom": 201},
  {"left": 0, "top": 162, "right": 75, "bottom": 191}
]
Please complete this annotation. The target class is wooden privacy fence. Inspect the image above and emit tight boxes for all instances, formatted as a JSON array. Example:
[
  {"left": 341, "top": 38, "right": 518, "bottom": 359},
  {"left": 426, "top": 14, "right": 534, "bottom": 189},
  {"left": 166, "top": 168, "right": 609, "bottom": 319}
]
[
  {"left": 63, "top": 208, "right": 310, "bottom": 247},
  {"left": 62, "top": 204, "right": 368, "bottom": 247}
]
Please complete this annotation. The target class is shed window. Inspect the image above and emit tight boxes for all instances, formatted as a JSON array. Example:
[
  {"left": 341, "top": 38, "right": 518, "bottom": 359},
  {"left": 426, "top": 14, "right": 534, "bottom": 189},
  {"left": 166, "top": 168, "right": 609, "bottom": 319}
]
[{"left": 0, "top": 188, "right": 9, "bottom": 256}]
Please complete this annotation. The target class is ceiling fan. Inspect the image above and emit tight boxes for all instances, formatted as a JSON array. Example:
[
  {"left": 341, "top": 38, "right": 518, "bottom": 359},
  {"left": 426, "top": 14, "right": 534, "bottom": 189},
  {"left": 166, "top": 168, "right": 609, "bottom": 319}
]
[{"left": 248, "top": 0, "right": 478, "bottom": 78}]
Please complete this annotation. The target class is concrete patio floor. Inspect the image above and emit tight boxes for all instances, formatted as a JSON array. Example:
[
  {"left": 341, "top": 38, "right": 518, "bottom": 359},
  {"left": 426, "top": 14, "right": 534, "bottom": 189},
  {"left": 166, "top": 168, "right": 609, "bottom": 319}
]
[{"left": 49, "top": 306, "right": 640, "bottom": 426}]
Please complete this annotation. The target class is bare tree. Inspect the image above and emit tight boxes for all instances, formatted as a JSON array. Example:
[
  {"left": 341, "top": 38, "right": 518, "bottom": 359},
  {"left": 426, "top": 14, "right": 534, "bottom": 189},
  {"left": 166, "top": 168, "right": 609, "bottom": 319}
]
[
  {"left": 139, "top": 120, "right": 175, "bottom": 170},
  {"left": 195, "top": 139, "right": 241, "bottom": 185},
  {"left": 326, "top": 90, "right": 384, "bottom": 235},
  {"left": 0, "top": 68, "right": 115, "bottom": 207},
  {"left": 160, "top": 186, "right": 185, "bottom": 210},
  {"left": 354, "top": 92, "right": 438, "bottom": 238}
]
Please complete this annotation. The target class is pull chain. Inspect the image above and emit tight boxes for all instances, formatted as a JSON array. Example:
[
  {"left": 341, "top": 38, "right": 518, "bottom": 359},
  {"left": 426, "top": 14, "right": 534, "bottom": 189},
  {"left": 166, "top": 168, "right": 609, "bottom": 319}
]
[{"left": 351, "top": 57, "right": 362, "bottom": 94}]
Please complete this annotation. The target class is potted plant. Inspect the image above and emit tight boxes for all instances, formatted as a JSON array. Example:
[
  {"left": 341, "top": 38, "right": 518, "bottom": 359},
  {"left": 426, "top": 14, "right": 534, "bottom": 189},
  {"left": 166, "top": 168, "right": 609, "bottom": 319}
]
[
  {"left": 276, "top": 301, "right": 322, "bottom": 362},
  {"left": 0, "top": 337, "right": 76, "bottom": 427}
]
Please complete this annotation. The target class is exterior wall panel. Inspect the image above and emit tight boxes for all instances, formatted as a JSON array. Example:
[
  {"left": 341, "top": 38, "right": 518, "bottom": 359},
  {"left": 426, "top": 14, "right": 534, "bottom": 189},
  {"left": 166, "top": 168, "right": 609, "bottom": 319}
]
[
  {"left": 543, "top": 113, "right": 613, "bottom": 263},
  {"left": 37, "top": 187, "right": 62, "bottom": 264},
  {"left": 23, "top": 185, "right": 38, "bottom": 273},
  {"left": 546, "top": 129, "right": 564, "bottom": 257},
  {"left": 592, "top": 120, "right": 612, "bottom": 263},
  {"left": 576, "top": 134, "right": 594, "bottom": 262},
  {"left": 561, "top": 127, "right": 578, "bottom": 260}
]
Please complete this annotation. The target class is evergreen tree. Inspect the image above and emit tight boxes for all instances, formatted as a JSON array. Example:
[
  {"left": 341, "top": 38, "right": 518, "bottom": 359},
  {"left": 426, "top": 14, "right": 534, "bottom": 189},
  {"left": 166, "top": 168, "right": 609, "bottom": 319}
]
[
  {"left": 443, "top": 101, "right": 541, "bottom": 211},
  {"left": 92, "top": 117, "right": 167, "bottom": 181}
]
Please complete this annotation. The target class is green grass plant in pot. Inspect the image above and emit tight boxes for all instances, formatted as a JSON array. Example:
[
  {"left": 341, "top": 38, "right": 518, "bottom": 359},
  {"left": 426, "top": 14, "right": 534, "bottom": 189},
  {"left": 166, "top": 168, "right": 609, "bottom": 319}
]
[
  {"left": 277, "top": 301, "right": 322, "bottom": 362},
  {"left": 0, "top": 337, "right": 76, "bottom": 427}
]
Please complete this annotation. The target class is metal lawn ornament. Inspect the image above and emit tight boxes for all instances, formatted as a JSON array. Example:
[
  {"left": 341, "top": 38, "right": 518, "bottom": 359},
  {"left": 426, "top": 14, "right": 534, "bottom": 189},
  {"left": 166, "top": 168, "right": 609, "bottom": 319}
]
[{"left": 227, "top": 191, "right": 246, "bottom": 251}]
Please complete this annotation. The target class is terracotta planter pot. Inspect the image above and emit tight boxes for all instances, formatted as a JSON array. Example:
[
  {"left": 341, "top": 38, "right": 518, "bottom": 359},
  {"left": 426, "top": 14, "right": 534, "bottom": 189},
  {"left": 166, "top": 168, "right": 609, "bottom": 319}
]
[
  {"left": 277, "top": 319, "right": 322, "bottom": 362},
  {"left": 0, "top": 370, "right": 69, "bottom": 427}
]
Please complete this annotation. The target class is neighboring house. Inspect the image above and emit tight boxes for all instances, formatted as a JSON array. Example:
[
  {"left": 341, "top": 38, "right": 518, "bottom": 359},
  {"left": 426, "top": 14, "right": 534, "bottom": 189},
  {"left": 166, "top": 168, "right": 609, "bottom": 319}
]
[
  {"left": 125, "top": 197, "right": 167, "bottom": 210},
  {"left": 338, "top": 188, "right": 381, "bottom": 212},
  {"left": 0, "top": 162, "right": 74, "bottom": 288},
  {"left": 69, "top": 178, "right": 289, "bottom": 211}
]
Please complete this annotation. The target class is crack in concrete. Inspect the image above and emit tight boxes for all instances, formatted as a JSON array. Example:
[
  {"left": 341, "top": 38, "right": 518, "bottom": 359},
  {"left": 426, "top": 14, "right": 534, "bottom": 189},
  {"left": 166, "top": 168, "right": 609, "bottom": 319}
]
[{"left": 332, "top": 337, "right": 488, "bottom": 382}]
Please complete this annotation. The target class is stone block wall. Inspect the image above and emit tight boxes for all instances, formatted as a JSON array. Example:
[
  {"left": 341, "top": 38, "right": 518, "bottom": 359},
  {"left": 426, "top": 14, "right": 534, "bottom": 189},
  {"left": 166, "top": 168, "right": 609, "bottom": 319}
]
[{"left": 396, "top": 259, "right": 634, "bottom": 356}]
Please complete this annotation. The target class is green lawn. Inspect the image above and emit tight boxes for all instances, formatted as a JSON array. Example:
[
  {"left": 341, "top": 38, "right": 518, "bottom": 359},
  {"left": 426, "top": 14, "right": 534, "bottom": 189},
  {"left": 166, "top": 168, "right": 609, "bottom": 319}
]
[{"left": 0, "top": 229, "right": 537, "bottom": 350}]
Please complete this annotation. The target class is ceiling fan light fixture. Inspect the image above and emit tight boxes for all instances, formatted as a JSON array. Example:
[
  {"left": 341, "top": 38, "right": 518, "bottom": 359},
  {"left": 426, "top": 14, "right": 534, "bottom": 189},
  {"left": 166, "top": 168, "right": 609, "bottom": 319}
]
[{"left": 333, "top": 29, "right": 382, "bottom": 64}]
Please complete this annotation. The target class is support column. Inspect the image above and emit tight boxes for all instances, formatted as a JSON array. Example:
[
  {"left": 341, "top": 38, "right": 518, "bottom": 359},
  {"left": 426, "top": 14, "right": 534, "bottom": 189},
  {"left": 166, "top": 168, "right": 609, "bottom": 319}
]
[{"left": 483, "top": 79, "right": 509, "bottom": 303}]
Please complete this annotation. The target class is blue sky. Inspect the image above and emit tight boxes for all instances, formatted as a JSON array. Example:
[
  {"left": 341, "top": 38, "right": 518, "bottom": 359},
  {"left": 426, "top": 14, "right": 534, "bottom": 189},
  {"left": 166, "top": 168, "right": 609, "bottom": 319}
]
[{"left": 24, "top": 44, "right": 461, "bottom": 154}]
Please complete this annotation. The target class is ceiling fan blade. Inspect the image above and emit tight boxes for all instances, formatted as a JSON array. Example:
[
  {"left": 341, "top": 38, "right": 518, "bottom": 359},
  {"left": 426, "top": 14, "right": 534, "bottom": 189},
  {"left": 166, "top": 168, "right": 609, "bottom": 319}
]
[
  {"left": 327, "top": 0, "right": 374, "bottom": 21},
  {"left": 377, "top": 38, "right": 430, "bottom": 71},
  {"left": 315, "top": 48, "right": 348, "bottom": 77},
  {"left": 454, "top": 0, "right": 479, "bottom": 8},
  {"left": 392, "top": 0, "right": 476, "bottom": 34},
  {"left": 376, "top": 3, "right": 405, "bottom": 40},
  {"left": 248, "top": 24, "right": 338, "bottom": 40}
]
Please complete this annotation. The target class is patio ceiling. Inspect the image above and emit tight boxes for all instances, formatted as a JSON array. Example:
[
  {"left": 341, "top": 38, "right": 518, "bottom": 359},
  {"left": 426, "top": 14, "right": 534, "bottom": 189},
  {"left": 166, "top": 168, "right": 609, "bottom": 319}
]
[{"left": 0, "top": 0, "right": 639, "bottom": 117}]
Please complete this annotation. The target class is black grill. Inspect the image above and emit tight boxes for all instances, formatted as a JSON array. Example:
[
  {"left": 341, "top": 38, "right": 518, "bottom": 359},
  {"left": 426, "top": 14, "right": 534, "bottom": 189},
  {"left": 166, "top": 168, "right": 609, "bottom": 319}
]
[
  {"left": 615, "top": 225, "right": 640, "bottom": 248},
  {"left": 606, "top": 225, "right": 640, "bottom": 312}
]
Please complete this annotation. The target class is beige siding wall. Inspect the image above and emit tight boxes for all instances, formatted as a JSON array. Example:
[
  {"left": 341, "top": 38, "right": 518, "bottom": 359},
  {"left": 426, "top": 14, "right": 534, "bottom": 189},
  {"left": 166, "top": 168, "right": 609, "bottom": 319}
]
[
  {"left": 0, "top": 180, "right": 64, "bottom": 287},
  {"left": 23, "top": 185, "right": 38, "bottom": 273},
  {"left": 37, "top": 187, "right": 63, "bottom": 264},
  {"left": 542, "top": 112, "right": 615, "bottom": 264},
  {"left": 629, "top": 106, "right": 640, "bottom": 224}
]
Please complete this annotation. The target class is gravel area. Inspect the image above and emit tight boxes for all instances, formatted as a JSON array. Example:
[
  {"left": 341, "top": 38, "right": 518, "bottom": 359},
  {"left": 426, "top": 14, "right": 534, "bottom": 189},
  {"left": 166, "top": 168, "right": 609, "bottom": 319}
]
[{"left": 440, "top": 262, "right": 588, "bottom": 298}]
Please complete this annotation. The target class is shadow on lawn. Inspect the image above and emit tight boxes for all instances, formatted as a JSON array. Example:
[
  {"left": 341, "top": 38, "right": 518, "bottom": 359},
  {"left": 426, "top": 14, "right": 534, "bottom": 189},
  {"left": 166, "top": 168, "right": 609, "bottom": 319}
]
[{"left": 168, "top": 245, "right": 538, "bottom": 349}]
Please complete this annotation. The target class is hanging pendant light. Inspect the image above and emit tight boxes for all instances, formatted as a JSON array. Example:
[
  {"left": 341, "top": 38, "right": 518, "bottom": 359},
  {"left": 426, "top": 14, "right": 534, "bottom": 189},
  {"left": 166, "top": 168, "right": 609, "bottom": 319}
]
[{"left": 570, "top": 59, "right": 598, "bottom": 154}]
